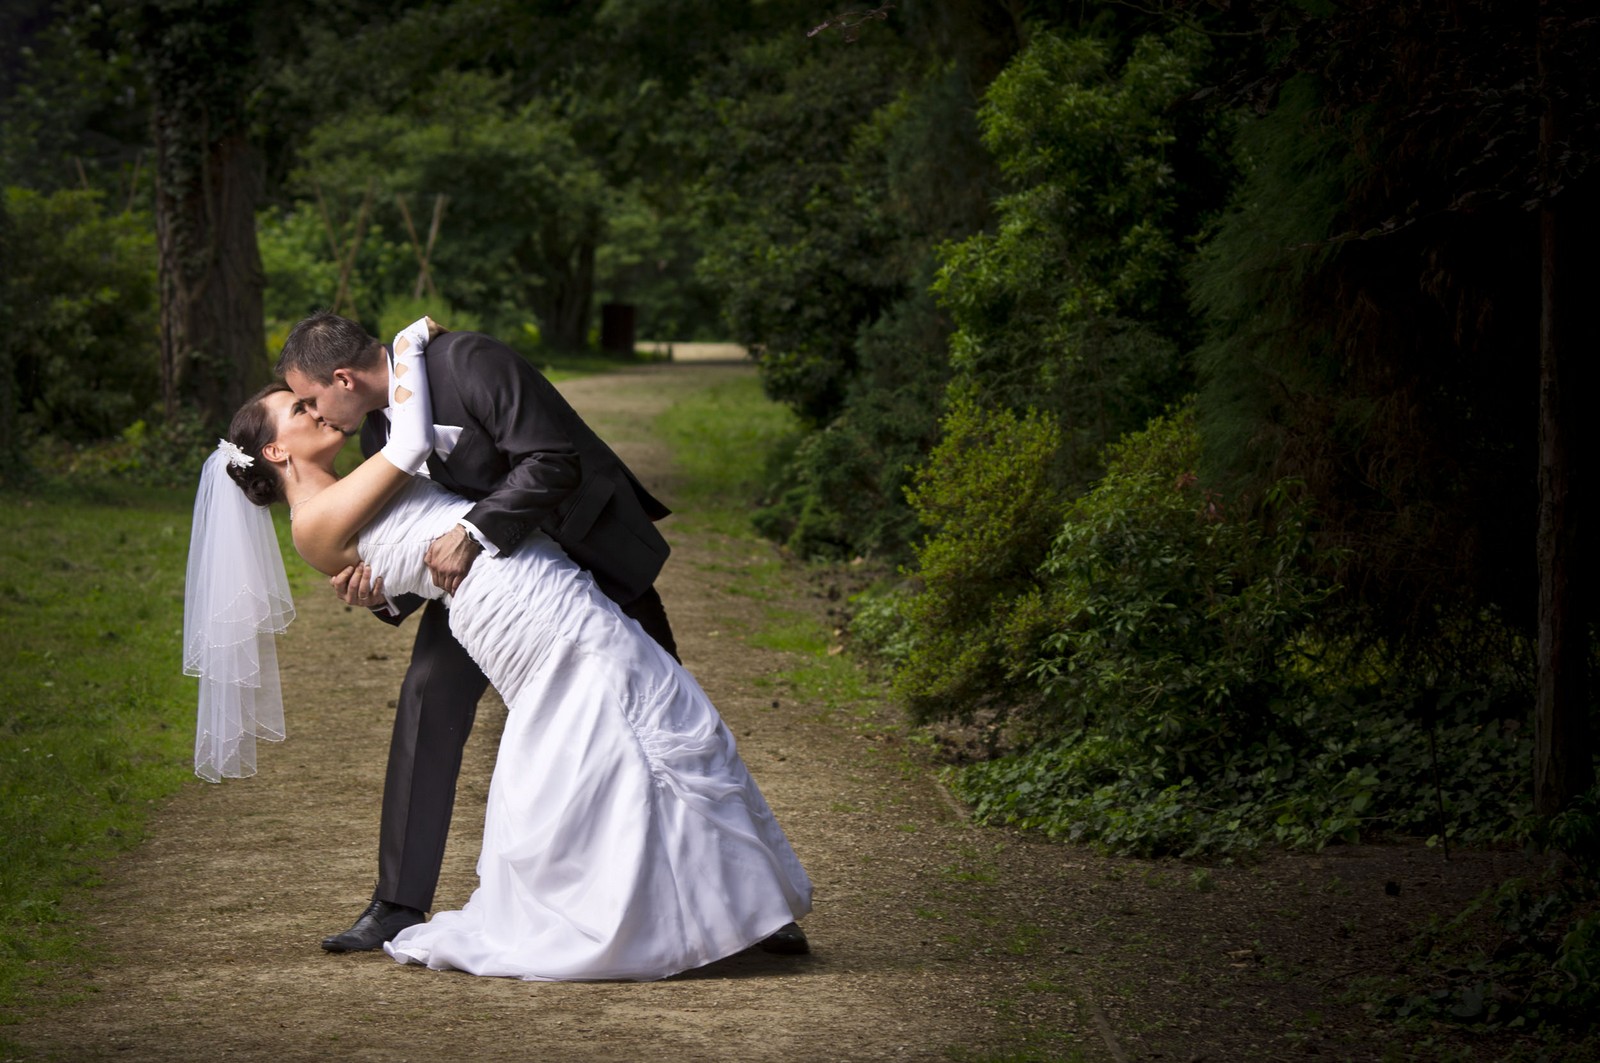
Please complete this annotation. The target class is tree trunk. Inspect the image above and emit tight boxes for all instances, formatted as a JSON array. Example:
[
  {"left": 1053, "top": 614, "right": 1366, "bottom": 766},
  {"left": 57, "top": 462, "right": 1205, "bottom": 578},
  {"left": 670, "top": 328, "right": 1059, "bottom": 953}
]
[
  {"left": 525, "top": 210, "right": 598, "bottom": 353},
  {"left": 1533, "top": 4, "right": 1594, "bottom": 815},
  {"left": 0, "top": 194, "right": 20, "bottom": 479},
  {"left": 154, "top": 127, "right": 265, "bottom": 428},
  {"left": 143, "top": 0, "right": 265, "bottom": 431}
]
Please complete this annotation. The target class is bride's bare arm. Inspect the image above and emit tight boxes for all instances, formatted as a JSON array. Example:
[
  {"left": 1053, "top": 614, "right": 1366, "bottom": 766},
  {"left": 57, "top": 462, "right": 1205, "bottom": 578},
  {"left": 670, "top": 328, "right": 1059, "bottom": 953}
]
[{"left": 291, "top": 457, "right": 413, "bottom": 575}]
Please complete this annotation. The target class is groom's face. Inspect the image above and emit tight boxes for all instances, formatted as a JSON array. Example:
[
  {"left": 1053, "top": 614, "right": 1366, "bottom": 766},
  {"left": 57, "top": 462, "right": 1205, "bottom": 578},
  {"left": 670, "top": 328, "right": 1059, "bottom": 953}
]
[{"left": 284, "top": 367, "right": 367, "bottom": 434}]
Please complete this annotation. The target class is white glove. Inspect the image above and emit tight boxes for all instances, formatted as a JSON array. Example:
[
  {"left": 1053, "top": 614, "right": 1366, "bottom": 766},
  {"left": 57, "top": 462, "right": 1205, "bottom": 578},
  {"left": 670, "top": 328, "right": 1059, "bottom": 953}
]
[{"left": 379, "top": 316, "right": 437, "bottom": 473}]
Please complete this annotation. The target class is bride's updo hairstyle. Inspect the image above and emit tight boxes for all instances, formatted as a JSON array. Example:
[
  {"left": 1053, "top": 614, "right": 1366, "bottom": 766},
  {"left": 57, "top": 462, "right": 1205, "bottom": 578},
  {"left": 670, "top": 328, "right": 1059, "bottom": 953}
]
[{"left": 224, "top": 381, "right": 294, "bottom": 507}]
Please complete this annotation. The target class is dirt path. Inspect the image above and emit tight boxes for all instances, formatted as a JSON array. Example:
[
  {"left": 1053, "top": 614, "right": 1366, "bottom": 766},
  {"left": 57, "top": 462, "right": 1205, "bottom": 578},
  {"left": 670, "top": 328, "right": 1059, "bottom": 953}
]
[{"left": 8, "top": 363, "right": 1533, "bottom": 1062}]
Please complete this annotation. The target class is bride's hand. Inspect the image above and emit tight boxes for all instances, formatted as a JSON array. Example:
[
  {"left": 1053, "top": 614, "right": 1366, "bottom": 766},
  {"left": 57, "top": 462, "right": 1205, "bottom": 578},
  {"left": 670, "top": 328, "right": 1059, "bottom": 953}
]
[{"left": 331, "top": 563, "right": 387, "bottom": 610}]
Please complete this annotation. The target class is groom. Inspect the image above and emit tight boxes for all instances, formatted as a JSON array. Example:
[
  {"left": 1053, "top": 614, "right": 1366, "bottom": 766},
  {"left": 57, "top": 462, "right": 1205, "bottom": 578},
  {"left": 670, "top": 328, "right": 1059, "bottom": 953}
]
[{"left": 276, "top": 313, "right": 808, "bottom": 957}]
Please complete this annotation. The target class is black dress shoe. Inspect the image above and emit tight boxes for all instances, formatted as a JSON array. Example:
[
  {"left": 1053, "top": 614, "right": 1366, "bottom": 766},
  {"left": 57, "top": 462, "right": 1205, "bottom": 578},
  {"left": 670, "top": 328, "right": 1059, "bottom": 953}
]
[
  {"left": 320, "top": 900, "right": 426, "bottom": 953},
  {"left": 758, "top": 921, "right": 810, "bottom": 955}
]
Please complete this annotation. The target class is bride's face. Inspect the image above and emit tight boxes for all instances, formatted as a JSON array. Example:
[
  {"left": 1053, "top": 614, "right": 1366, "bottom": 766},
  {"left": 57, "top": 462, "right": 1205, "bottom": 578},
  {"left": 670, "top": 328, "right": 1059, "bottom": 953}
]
[{"left": 263, "top": 389, "right": 345, "bottom": 465}]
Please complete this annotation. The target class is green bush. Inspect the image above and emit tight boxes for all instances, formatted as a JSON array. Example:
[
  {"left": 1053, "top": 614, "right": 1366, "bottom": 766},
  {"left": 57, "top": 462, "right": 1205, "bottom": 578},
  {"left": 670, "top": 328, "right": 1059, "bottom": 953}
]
[
  {"left": 928, "top": 404, "right": 1336, "bottom": 854},
  {"left": 752, "top": 286, "right": 952, "bottom": 560},
  {"left": 1384, "top": 806, "right": 1600, "bottom": 1042},
  {"left": 26, "top": 412, "right": 213, "bottom": 490},
  {"left": 1024, "top": 406, "right": 1333, "bottom": 757},
  {"left": 257, "top": 200, "right": 415, "bottom": 343},
  {"left": 893, "top": 391, "right": 1070, "bottom": 727},
  {"left": 697, "top": 44, "right": 986, "bottom": 562},
  {"left": 374, "top": 294, "right": 481, "bottom": 347},
  {"left": 847, "top": 580, "right": 917, "bottom": 669},
  {"left": 949, "top": 683, "right": 1531, "bottom": 858},
  {"left": 692, "top": 28, "right": 919, "bottom": 427},
  {"left": 3, "top": 186, "right": 157, "bottom": 442},
  {"left": 931, "top": 27, "right": 1219, "bottom": 487},
  {"left": 258, "top": 203, "right": 343, "bottom": 328},
  {"left": 932, "top": 407, "right": 1544, "bottom": 858},
  {"left": 878, "top": 22, "right": 1236, "bottom": 740}
]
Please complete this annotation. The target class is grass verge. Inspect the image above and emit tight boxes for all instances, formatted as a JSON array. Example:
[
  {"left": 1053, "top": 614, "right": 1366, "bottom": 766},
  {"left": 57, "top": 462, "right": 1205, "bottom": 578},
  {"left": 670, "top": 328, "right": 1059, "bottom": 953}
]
[
  {"left": 653, "top": 374, "right": 888, "bottom": 726},
  {"left": 652, "top": 372, "right": 798, "bottom": 537},
  {"left": 0, "top": 480, "right": 206, "bottom": 1019}
]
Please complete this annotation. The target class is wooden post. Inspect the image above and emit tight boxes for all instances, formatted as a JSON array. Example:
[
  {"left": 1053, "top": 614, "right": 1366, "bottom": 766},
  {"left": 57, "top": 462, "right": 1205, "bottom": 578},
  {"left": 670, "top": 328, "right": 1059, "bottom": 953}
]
[
  {"left": 422, "top": 194, "right": 446, "bottom": 297},
  {"left": 329, "top": 179, "right": 374, "bottom": 317},
  {"left": 397, "top": 193, "right": 443, "bottom": 300}
]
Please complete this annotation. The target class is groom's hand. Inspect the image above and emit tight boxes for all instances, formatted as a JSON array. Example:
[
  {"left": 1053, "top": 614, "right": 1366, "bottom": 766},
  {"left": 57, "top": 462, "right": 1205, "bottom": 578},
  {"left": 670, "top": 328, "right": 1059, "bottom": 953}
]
[
  {"left": 425, "top": 525, "right": 483, "bottom": 596},
  {"left": 331, "top": 563, "right": 387, "bottom": 610}
]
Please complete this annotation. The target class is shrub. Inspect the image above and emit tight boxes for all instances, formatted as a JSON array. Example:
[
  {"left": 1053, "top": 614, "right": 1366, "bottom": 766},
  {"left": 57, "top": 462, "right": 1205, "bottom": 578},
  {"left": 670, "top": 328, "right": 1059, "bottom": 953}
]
[
  {"left": 934, "top": 405, "right": 1552, "bottom": 857},
  {"left": 753, "top": 287, "right": 952, "bottom": 561},
  {"left": 699, "top": 45, "right": 986, "bottom": 561},
  {"left": 949, "top": 681, "right": 1532, "bottom": 858},
  {"left": 1385, "top": 804, "right": 1600, "bottom": 1042},
  {"left": 931, "top": 27, "right": 1218, "bottom": 489},
  {"left": 935, "top": 404, "right": 1349, "bottom": 854},
  {"left": 375, "top": 294, "right": 481, "bottom": 347},
  {"left": 847, "top": 581, "right": 917, "bottom": 669},
  {"left": 892, "top": 391, "right": 1069, "bottom": 727},
  {"left": 258, "top": 203, "right": 343, "bottom": 329},
  {"left": 1022, "top": 405, "right": 1333, "bottom": 759},
  {"left": 3, "top": 186, "right": 157, "bottom": 442}
]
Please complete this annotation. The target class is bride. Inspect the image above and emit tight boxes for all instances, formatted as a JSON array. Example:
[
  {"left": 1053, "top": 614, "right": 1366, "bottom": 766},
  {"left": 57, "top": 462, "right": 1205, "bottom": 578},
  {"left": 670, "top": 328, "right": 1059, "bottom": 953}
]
[{"left": 183, "top": 318, "right": 813, "bottom": 981}]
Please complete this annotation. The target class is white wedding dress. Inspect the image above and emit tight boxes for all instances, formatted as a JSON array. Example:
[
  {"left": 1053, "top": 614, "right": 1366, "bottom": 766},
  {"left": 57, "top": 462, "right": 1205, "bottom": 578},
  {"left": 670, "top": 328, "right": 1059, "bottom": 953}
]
[{"left": 356, "top": 477, "right": 813, "bottom": 980}]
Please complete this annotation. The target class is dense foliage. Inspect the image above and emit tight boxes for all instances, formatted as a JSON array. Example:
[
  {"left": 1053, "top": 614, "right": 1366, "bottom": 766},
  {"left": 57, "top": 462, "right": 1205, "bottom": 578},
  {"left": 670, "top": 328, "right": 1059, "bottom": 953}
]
[
  {"left": 933, "top": 28, "right": 1213, "bottom": 473},
  {"left": 3, "top": 187, "right": 157, "bottom": 442},
  {"left": 694, "top": 24, "right": 987, "bottom": 558}
]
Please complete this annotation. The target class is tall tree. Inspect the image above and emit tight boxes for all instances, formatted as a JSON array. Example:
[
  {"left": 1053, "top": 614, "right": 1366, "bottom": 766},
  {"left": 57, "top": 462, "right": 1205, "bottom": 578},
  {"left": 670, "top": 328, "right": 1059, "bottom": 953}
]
[
  {"left": 267, "top": 0, "right": 768, "bottom": 347},
  {"left": 1533, "top": 0, "right": 1593, "bottom": 813},
  {"left": 136, "top": 0, "right": 266, "bottom": 427},
  {"left": 1196, "top": 0, "right": 1598, "bottom": 811},
  {"left": 0, "top": 0, "right": 146, "bottom": 194}
]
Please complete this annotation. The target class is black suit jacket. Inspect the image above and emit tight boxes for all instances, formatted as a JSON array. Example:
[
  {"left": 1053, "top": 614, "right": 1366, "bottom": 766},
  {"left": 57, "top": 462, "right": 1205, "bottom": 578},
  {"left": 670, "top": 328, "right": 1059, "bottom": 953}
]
[{"left": 360, "top": 330, "right": 671, "bottom": 606}]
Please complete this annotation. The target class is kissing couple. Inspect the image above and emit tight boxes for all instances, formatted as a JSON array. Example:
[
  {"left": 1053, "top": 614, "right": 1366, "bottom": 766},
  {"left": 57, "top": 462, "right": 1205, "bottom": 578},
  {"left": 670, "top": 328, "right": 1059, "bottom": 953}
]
[{"left": 183, "top": 313, "right": 812, "bottom": 980}]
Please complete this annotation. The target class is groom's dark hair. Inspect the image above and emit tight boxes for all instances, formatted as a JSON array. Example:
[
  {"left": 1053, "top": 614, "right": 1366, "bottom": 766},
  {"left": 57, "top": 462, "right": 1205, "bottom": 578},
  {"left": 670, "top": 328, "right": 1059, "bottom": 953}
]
[{"left": 276, "top": 311, "right": 385, "bottom": 384}]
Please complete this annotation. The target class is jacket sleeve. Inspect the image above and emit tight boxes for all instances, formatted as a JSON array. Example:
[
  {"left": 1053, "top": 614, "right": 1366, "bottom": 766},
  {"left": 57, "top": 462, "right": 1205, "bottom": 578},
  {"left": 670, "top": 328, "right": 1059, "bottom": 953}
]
[
  {"left": 371, "top": 592, "right": 426, "bottom": 627},
  {"left": 447, "top": 334, "right": 582, "bottom": 554}
]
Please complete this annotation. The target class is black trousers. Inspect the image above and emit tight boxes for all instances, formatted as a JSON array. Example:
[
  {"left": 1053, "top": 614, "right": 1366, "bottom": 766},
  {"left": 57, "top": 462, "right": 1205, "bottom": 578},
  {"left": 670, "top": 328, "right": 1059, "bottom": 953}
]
[{"left": 373, "top": 585, "right": 677, "bottom": 912}]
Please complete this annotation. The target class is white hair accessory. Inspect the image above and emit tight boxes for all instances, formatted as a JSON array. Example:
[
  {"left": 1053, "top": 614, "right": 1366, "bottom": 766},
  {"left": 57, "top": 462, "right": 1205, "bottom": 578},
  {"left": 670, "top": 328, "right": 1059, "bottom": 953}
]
[{"left": 217, "top": 438, "right": 255, "bottom": 469}]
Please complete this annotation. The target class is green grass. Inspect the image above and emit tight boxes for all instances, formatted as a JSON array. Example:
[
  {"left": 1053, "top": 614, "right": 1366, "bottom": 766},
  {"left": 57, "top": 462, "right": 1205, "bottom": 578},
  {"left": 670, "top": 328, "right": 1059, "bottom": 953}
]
[
  {"left": 531, "top": 348, "right": 668, "bottom": 383},
  {"left": 0, "top": 479, "right": 210, "bottom": 1016},
  {"left": 653, "top": 372, "right": 800, "bottom": 533},
  {"left": 655, "top": 373, "right": 898, "bottom": 735},
  {"left": 0, "top": 468, "right": 329, "bottom": 1031},
  {"left": 653, "top": 370, "right": 882, "bottom": 721}
]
